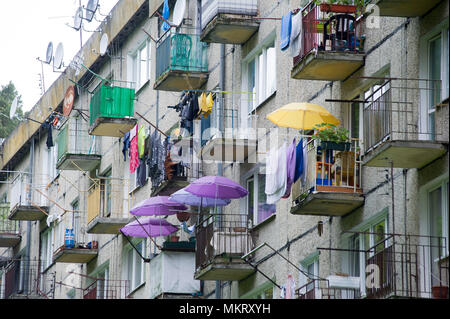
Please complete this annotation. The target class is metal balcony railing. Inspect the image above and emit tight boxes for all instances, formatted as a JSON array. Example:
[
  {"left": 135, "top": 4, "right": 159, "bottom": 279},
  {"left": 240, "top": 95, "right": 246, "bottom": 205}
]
[
  {"left": 155, "top": 31, "right": 208, "bottom": 81},
  {"left": 293, "top": 1, "right": 364, "bottom": 66},
  {"left": 57, "top": 117, "right": 100, "bottom": 163},
  {"left": 201, "top": 0, "right": 258, "bottom": 30},
  {"left": 296, "top": 138, "right": 362, "bottom": 197},
  {"left": 83, "top": 278, "right": 132, "bottom": 299},
  {"left": 1, "top": 259, "right": 55, "bottom": 299},
  {"left": 8, "top": 172, "right": 49, "bottom": 210},
  {"left": 296, "top": 279, "right": 361, "bottom": 299},
  {"left": 0, "top": 203, "right": 19, "bottom": 235},
  {"left": 195, "top": 213, "right": 253, "bottom": 269}
]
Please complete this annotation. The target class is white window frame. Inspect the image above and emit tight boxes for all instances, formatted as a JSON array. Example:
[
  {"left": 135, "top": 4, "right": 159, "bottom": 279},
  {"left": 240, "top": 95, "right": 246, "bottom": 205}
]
[
  {"left": 299, "top": 252, "right": 320, "bottom": 298},
  {"left": 241, "top": 31, "right": 277, "bottom": 132},
  {"left": 40, "top": 227, "right": 54, "bottom": 270},
  {"left": 245, "top": 172, "right": 276, "bottom": 227},
  {"left": 419, "top": 21, "right": 449, "bottom": 139},
  {"left": 129, "top": 39, "right": 151, "bottom": 91},
  {"left": 124, "top": 239, "right": 146, "bottom": 294}
]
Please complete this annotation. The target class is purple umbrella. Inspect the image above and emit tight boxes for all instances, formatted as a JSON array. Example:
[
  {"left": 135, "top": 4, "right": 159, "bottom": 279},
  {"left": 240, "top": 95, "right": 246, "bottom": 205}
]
[
  {"left": 169, "top": 188, "right": 231, "bottom": 207},
  {"left": 120, "top": 217, "right": 178, "bottom": 238},
  {"left": 130, "top": 196, "right": 188, "bottom": 216},
  {"left": 184, "top": 176, "right": 248, "bottom": 199}
]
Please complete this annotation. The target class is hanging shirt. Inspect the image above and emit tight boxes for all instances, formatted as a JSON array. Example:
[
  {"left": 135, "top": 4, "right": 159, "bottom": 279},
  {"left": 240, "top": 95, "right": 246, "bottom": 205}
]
[
  {"left": 130, "top": 125, "right": 139, "bottom": 174},
  {"left": 138, "top": 125, "right": 146, "bottom": 158},
  {"left": 265, "top": 142, "right": 287, "bottom": 204},
  {"left": 280, "top": 11, "right": 293, "bottom": 51},
  {"left": 161, "top": 0, "right": 170, "bottom": 31},
  {"left": 122, "top": 132, "right": 130, "bottom": 161},
  {"left": 282, "top": 138, "right": 297, "bottom": 198}
]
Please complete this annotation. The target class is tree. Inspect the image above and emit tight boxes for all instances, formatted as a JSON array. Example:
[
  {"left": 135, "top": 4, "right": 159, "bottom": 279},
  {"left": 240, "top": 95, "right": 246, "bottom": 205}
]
[{"left": 0, "top": 81, "right": 24, "bottom": 138}]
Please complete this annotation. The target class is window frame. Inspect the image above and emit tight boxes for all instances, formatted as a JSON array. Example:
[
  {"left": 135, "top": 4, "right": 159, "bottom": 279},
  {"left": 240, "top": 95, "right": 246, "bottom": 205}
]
[
  {"left": 245, "top": 172, "right": 276, "bottom": 227},
  {"left": 124, "top": 238, "right": 146, "bottom": 294},
  {"left": 130, "top": 40, "right": 151, "bottom": 92}
]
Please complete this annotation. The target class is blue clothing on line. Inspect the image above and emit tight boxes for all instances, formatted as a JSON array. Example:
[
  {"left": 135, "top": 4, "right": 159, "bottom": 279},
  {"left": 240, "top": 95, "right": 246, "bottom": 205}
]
[
  {"left": 161, "top": 0, "right": 170, "bottom": 32},
  {"left": 294, "top": 138, "right": 304, "bottom": 182},
  {"left": 280, "top": 11, "right": 292, "bottom": 51}
]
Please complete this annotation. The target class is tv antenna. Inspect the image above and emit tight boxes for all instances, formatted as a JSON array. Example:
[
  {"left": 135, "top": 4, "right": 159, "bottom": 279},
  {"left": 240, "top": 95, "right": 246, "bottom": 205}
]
[
  {"left": 9, "top": 96, "right": 19, "bottom": 119},
  {"left": 172, "top": 0, "right": 186, "bottom": 27},
  {"left": 84, "top": 0, "right": 99, "bottom": 22},
  {"left": 99, "top": 33, "right": 108, "bottom": 56},
  {"left": 53, "top": 42, "right": 65, "bottom": 72}
]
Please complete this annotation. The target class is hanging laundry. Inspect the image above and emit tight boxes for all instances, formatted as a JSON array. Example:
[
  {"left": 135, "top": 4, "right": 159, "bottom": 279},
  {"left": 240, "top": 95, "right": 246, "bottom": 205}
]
[
  {"left": 198, "top": 92, "right": 207, "bottom": 118},
  {"left": 46, "top": 123, "right": 54, "bottom": 149},
  {"left": 130, "top": 125, "right": 139, "bottom": 174},
  {"left": 122, "top": 132, "right": 130, "bottom": 161},
  {"left": 282, "top": 138, "right": 297, "bottom": 198},
  {"left": 289, "top": 11, "right": 303, "bottom": 58},
  {"left": 280, "top": 11, "right": 293, "bottom": 51},
  {"left": 301, "top": 138, "right": 308, "bottom": 184},
  {"left": 136, "top": 155, "right": 147, "bottom": 187},
  {"left": 285, "top": 275, "right": 296, "bottom": 299},
  {"left": 138, "top": 125, "right": 146, "bottom": 158},
  {"left": 161, "top": 0, "right": 170, "bottom": 32},
  {"left": 204, "top": 92, "right": 214, "bottom": 119},
  {"left": 294, "top": 138, "right": 304, "bottom": 183},
  {"left": 265, "top": 142, "right": 287, "bottom": 204}
]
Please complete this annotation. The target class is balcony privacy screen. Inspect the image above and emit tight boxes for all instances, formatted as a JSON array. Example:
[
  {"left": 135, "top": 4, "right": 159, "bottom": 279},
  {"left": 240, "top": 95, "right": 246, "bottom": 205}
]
[
  {"left": 156, "top": 33, "right": 208, "bottom": 81},
  {"left": 201, "top": 0, "right": 258, "bottom": 30},
  {"left": 89, "top": 85, "right": 135, "bottom": 127}
]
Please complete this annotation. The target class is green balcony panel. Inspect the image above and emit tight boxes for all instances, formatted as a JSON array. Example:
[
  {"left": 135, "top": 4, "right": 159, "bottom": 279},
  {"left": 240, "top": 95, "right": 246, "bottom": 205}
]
[
  {"left": 154, "top": 33, "right": 209, "bottom": 91},
  {"left": 89, "top": 85, "right": 137, "bottom": 137}
]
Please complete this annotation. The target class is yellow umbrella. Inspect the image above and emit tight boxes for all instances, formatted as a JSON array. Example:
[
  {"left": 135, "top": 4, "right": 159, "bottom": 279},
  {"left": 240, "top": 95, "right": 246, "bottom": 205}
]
[{"left": 266, "top": 102, "right": 340, "bottom": 130}]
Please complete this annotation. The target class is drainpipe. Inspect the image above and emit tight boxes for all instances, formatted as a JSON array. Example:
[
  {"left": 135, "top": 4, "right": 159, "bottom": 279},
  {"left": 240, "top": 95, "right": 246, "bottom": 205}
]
[{"left": 25, "top": 137, "right": 35, "bottom": 294}]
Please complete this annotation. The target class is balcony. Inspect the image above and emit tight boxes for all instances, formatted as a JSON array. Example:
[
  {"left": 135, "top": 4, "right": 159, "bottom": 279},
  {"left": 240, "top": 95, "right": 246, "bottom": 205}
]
[
  {"left": 1, "top": 259, "right": 55, "bottom": 299},
  {"left": 199, "top": 109, "right": 257, "bottom": 163},
  {"left": 53, "top": 245, "right": 98, "bottom": 264},
  {"left": 88, "top": 84, "right": 137, "bottom": 137},
  {"left": 154, "top": 32, "right": 209, "bottom": 92},
  {"left": 151, "top": 159, "right": 190, "bottom": 197},
  {"left": 362, "top": 80, "right": 447, "bottom": 168},
  {"left": 0, "top": 203, "right": 21, "bottom": 247},
  {"left": 56, "top": 117, "right": 101, "bottom": 171},
  {"left": 200, "top": 0, "right": 259, "bottom": 44},
  {"left": 194, "top": 214, "right": 255, "bottom": 281},
  {"left": 290, "top": 139, "right": 364, "bottom": 217},
  {"left": 365, "top": 0, "right": 443, "bottom": 17},
  {"left": 83, "top": 278, "right": 132, "bottom": 299},
  {"left": 291, "top": 3, "right": 365, "bottom": 81},
  {"left": 149, "top": 246, "right": 200, "bottom": 299},
  {"left": 7, "top": 173, "right": 48, "bottom": 221},
  {"left": 300, "top": 233, "right": 449, "bottom": 299},
  {"left": 86, "top": 178, "right": 132, "bottom": 234}
]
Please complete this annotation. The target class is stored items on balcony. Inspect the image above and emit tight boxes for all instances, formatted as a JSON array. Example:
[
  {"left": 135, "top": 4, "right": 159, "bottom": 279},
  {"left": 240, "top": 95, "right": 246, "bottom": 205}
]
[
  {"left": 200, "top": 0, "right": 259, "bottom": 44},
  {"left": 88, "top": 84, "right": 137, "bottom": 137},
  {"left": 311, "top": 123, "right": 351, "bottom": 151}
]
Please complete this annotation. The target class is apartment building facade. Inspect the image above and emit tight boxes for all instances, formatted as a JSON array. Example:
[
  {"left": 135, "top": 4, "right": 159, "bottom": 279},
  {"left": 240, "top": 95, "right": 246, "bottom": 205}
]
[{"left": 0, "top": 0, "right": 448, "bottom": 300}]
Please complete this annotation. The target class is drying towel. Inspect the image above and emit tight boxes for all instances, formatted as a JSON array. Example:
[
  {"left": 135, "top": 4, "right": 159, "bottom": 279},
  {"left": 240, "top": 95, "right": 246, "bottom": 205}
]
[
  {"left": 289, "top": 11, "right": 303, "bottom": 57},
  {"left": 265, "top": 142, "right": 287, "bottom": 204},
  {"left": 138, "top": 125, "right": 146, "bottom": 158},
  {"left": 130, "top": 125, "right": 139, "bottom": 174},
  {"left": 282, "top": 138, "right": 297, "bottom": 198},
  {"left": 280, "top": 11, "right": 292, "bottom": 51}
]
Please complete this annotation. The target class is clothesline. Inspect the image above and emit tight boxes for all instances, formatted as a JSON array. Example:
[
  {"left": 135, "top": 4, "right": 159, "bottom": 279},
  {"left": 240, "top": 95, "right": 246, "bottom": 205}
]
[{"left": 135, "top": 111, "right": 168, "bottom": 138}]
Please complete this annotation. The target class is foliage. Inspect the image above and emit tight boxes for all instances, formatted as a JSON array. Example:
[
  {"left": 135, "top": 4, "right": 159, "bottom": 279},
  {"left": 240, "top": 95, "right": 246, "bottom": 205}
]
[
  {"left": 0, "top": 81, "right": 24, "bottom": 138},
  {"left": 311, "top": 123, "right": 350, "bottom": 143}
]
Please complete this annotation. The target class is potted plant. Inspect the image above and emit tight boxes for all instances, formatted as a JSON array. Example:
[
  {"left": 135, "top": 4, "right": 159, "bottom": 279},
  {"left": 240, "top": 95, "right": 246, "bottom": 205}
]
[{"left": 312, "top": 123, "right": 351, "bottom": 151}]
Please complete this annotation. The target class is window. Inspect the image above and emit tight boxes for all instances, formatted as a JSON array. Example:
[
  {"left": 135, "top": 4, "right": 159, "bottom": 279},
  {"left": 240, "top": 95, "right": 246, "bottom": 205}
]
[
  {"left": 40, "top": 227, "right": 53, "bottom": 270},
  {"left": 125, "top": 239, "right": 146, "bottom": 293},
  {"left": 246, "top": 173, "right": 276, "bottom": 226},
  {"left": 100, "top": 169, "right": 112, "bottom": 217},
  {"left": 131, "top": 40, "right": 151, "bottom": 90},
  {"left": 298, "top": 253, "right": 320, "bottom": 298},
  {"left": 71, "top": 199, "right": 80, "bottom": 243},
  {"left": 240, "top": 281, "right": 274, "bottom": 299},
  {"left": 242, "top": 35, "right": 277, "bottom": 119}
]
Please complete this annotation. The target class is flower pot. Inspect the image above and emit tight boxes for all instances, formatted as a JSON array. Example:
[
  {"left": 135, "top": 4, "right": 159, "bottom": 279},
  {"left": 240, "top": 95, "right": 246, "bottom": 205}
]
[
  {"left": 320, "top": 141, "right": 351, "bottom": 151},
  {"left": 176, "top": 212, "right": 191, "bottom": 222},
  {"left": 432, "top": 286, "right": 449, "bottom": 299},
  {"left": 320, "top": 3, "right": 357, "bottom": 13}
]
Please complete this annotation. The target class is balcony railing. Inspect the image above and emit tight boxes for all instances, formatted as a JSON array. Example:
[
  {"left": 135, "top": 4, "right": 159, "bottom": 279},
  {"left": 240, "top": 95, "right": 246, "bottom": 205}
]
[
  {"left": 195, "top": 213, "right": 253, "bottom": 270},
  {"left": 83, "top": 278, "right": 132, "bottom": 299},
  {"left": 293, "top": 2, "right": 364, "bottom": 65},
  {"left": 156, "top": 32, "right": 208, "bottom": 80},
  {"left": 297, "top": 138, "right": 362, "bottom": 196},
  {"left": 296, "top": 279, "right": 361, "bottom": 299},
  {"left": 57, "top": 117, "right": 101, "bottom": 170},
  {"left": 0, "top": 203, "right": 19, "bottom": 236},
  {"left": 362, "top": 79, "right": 447, "bottom": 168},
  {"left": 1, "top": 259, "right": 55, "bottom": 299}
]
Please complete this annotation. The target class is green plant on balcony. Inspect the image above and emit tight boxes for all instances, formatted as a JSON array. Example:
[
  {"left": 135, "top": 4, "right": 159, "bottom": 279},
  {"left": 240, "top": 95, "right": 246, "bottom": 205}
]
[{"left": 312, "top": 123, "right": 351, "bottom": 151}]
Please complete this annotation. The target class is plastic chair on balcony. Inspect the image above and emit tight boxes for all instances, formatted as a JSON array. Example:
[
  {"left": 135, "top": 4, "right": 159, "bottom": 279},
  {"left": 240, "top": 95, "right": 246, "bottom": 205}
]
[
  {"left": 170, "top": 34, "right": 192, "bottom": 71},
  {"left": 323, "top": 14, "right": 356, "bottom": 52}
]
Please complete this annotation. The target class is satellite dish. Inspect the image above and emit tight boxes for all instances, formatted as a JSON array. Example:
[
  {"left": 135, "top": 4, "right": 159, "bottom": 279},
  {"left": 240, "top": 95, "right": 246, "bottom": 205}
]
[
  {"left": 85, "top": 0, "right": 99, "bottom": 22},
  {"left": 74, "top": 7, "right": 83, "bottom": 30},
  {"left": 9, "top": 96, "right": 18, "bottom": 119},
  {"left": 54, "top": 43, "right": 64, "bottom": 69},
  {"left": 63, "top": 86, "right": 75, "bottom": 117},
  {"left": 45, "top": 42, "right": 53, "bottom": 64},
  {"left": 99, "top": 33, "right": 109, "bottom": 56},
  {"left": 172, "top": 0, "right": 186, "bottom": 27}
]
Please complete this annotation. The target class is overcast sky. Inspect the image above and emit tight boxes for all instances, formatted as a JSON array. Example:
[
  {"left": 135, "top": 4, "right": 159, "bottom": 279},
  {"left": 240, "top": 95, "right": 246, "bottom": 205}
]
[{"left": 0, "top": 0, "right": 120, "bottom": 113}]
